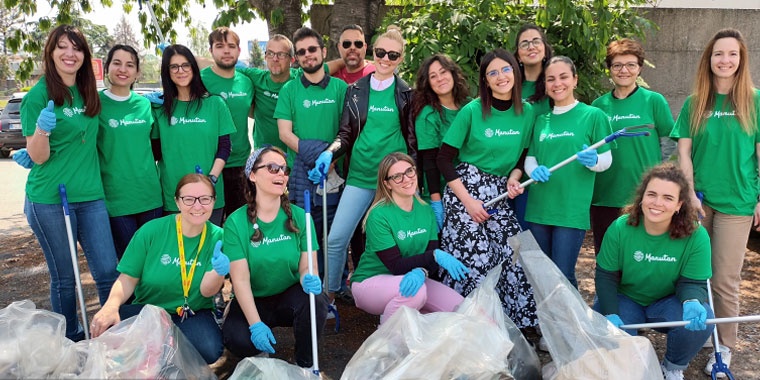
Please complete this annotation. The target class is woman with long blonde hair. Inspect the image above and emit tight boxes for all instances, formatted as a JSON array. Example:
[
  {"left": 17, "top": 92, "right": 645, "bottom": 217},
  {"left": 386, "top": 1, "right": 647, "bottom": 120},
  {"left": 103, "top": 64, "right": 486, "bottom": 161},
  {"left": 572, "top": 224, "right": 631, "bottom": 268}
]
[{"left": 670, "top": 28, "right": 759, "bottom": 376}]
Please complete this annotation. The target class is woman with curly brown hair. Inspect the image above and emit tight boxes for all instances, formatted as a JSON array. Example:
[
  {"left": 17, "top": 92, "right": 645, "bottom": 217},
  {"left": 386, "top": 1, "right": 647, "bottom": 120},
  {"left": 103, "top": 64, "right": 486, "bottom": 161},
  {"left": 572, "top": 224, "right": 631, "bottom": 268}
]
[
  {"left": 222, "top": 146, "right": 327, "bottom": 369},
  {"left": 594, "top": 163, "right": 713, "bottom": 380},
  {"left": 411, "top": 53, "right": 470, "bottom": 228}
]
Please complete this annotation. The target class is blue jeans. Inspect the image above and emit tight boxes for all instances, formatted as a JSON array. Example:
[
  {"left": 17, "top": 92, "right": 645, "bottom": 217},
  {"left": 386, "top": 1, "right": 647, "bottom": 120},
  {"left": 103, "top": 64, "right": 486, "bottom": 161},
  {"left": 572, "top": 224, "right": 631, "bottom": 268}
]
[
  {"left": 120, "top": 304, "right": 223, "bottom": 364},
  {"left": 529, "top": 223, "right": 586, "bottom": 288},
  {"left": 326, "top": 185, "right": 375, "bottom": 293},
  {"left": 24, "top": 198, "right": 119, "bottom": 341},
  {"left": 110, "top": 207, "right": 163, "bottom": 259},
  {"left": 594, "top": 294, "right": 714, "bottom": 370}
]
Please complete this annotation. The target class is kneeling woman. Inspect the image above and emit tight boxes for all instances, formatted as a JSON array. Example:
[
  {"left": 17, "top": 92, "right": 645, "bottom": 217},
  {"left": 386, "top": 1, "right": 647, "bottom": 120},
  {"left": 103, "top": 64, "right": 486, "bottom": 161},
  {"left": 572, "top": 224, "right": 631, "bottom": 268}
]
[
  {"left": 351, "top": 153, "right": 469, "bottom": 324},
  {"left": 222, "top": 147, "right": 327, "bottom": 368},
  {"left": 90, "top": 174, "right": 228, "bottom": 364},
  {"left": 595, "top": 163, "right": 714, "bottom": 378}
]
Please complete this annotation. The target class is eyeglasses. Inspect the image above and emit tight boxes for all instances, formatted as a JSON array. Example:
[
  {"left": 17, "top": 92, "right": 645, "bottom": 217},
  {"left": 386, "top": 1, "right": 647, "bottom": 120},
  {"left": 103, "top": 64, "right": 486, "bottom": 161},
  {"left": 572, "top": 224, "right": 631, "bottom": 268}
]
[
  {"left": 341, "top": 40, "right": 365, "bottom": 49},
  {"left": 265, "top": 51, "right": 291, "bottom": 60},
  {"left": 178, "top": 195, "right": 215, "bottom": 206},
  {"left": 374, "top": 48, "right": 401, "bottom": 61},
  {"left": 518, "top": 38, "right": 543, "bottom": 50},
  {"left": 168, "top": 63, "right": 192, "bottom": 73},
  {"left": 386, "top": 166, "right": 417, "bottom": 184},
  {"left": 295, "top": 46, "right": 320, "bottom": 57},
  {"left": 255, "top": 163, "right": 291, "bottom": 176},
  {"left": 610, "top": 62, "right": 639, "bottom": 72},
  {"left": 486, "top": 66, "right": 514, "bottom": 79}
]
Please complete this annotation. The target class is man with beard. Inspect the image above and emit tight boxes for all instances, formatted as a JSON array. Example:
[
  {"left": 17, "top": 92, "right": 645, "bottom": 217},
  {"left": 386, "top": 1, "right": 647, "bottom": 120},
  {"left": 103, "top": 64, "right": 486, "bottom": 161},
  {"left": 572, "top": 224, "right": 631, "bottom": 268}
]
[
  {"left": 200, "top": 27, "right": 254, "bottom": 218},
  {"left": 274, "top": 27, "right": 347, "bottom": 282},
  {"left": 333, "top": 24, "right": 375, "bottom": 84}
]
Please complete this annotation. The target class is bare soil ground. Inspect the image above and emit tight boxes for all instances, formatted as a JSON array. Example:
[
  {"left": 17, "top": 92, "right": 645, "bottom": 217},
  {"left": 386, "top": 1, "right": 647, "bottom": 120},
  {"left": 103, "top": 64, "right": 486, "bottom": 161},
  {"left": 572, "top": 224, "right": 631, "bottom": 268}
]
[{"left": 1, "top": 231, "right": 758, "bottom": 379}]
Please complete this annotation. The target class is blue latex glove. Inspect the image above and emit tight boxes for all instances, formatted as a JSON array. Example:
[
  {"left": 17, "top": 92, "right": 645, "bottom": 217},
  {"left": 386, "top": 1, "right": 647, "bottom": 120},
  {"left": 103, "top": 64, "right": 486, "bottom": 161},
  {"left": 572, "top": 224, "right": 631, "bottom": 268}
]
[
  {"left": 12, "top": 149, "right": 33, "bottom": 169},
  {"left": 211, "top": 241, "right": 230, "bottom": 276},
  {"left": 144, "top": 91, "right": 165, "bottom": 105},
  {"left": 606, "top": 314, "right": 624, "bottom": 328},
  {"left": 683, "top": 300, "right": 708, "bottom": 331},
  {"left": 430, "top": 200, "right": 444, "bottom": 230},
  {"left": 576, "top": 144, "right": 598, "bottom": 167},
  {"left": 434, "top": 249, "right": 469, "bottom": 281},
  {"left": 302, "top": 273, "right": 322, "bottom": 295},
  {"left": 399, "top": 268, "right": 425, "bottom": 297},
  {"left": 37, "top": 100, "right": 56, "bottom": 133},
  {"left": 249, "top": 321, "right": 276, "bottom": 354},
  {"left": 530, "top": 165, "right": 551, "bottom": 182},
  {"left": 158, "top": 42, "right": 170, "bottom": 53},
  {"left": 235, "top": 60, "right": 248, "bottom": 69},
  {"left": 309, "top": 151, "right": 333, "bottom": 184}
]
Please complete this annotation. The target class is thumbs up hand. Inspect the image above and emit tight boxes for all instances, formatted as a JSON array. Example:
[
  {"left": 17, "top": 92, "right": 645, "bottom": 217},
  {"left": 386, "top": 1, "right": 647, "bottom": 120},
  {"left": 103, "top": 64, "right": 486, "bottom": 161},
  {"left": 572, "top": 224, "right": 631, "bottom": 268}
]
[
  {"left": 211, "top": 241, "right": 230, "bottom": 276},
  {"left": 37, "top": 100, "right": 56, "bottom": 134}
]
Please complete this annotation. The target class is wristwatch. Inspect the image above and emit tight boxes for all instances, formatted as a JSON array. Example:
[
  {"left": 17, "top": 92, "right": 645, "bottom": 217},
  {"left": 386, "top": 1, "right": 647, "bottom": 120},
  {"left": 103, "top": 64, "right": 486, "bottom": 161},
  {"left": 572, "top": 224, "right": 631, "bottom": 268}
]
[{"left": 208, "top": 174, "right": 218, "bottom": 185}]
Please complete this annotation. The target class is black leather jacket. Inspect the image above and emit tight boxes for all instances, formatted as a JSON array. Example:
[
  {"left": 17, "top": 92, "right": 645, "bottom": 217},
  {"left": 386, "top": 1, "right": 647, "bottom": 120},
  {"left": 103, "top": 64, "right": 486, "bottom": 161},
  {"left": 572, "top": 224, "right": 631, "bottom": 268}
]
[{"left": 328, "top": 73, "right": 416, "bottom": 175}]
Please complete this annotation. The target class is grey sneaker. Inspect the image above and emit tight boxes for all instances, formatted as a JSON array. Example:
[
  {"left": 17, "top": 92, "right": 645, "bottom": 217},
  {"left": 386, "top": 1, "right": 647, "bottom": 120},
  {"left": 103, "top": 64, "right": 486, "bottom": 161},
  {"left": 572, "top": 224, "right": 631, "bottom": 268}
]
[{"left": 704, "top": 345, "right": 731, "bottom": 378}]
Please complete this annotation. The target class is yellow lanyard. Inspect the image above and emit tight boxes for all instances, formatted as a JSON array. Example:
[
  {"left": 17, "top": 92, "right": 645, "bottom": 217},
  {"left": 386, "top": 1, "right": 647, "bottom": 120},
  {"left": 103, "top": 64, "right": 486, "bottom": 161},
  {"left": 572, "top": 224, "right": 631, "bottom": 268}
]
[{"left": 175, "top": 215, "right": 206, "bottom": 302}]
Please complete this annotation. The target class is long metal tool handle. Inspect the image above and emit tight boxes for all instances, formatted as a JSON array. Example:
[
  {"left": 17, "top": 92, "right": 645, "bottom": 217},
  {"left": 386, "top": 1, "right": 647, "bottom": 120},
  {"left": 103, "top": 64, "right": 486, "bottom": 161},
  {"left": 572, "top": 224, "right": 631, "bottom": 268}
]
[
  {"left": 303, "top": 190, "right": 320, "bottom": 376},
  {"left": 60, "top": 184, "right": 90, "bottom": 340},
  {"left": 320, "top": 169, "right": 329, "bottom": 291},
  {"left": 139, "top": 0, "right": 166, "bottom": 44},
  {"left": 483, "top": 127, "right": 650, "bottom": 208},
  {"left": 619, "top": 315, "right": 760, "bottom": 330}
]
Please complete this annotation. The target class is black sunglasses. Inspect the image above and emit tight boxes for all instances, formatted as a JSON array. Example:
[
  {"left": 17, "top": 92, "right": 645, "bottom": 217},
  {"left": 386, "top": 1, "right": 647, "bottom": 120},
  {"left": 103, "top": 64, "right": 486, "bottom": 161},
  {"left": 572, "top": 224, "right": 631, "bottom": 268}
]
[
  {"left": 374, "top": 48, "right": 401, "bottom": 61},
  {"left": 295, "top": 46, "right": 320, "bottom": 57},
  {"left": 341, "top": 40, "right": 364, "bottom": 49},
  {"left": 255, "top": 163, "right": 291, "bottom": 176}
]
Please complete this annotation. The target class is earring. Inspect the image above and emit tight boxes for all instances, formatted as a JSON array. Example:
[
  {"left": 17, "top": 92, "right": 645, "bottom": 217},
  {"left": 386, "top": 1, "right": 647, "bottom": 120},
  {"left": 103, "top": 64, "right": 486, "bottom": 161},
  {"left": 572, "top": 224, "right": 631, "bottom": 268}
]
[{"left": 675, "top": 209, "right": 680, "bottom": 215}]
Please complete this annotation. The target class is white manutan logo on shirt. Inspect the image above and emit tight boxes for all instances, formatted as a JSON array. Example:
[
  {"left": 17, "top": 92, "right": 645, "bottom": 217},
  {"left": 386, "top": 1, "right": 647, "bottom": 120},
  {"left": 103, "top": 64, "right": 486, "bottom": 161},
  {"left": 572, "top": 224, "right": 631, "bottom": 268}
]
[
  {"left": 161, "top": 254, "right": 172, "bottom": 265},
  {"left": 633, "top": 250, "right": 644, "bottom": 262}
]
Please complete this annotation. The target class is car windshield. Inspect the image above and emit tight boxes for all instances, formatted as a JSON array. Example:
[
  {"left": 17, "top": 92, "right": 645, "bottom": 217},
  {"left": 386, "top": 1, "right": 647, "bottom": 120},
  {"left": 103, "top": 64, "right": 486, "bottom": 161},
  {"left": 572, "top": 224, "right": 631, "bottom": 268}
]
[{"left": 1, "top": 101, "right": 21, "bottom": 117}]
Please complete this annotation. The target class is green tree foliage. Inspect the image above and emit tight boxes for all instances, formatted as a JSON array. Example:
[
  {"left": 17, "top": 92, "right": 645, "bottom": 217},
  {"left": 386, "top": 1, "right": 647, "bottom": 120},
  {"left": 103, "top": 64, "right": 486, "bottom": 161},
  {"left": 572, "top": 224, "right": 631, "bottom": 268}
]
[
  {"left": 385, "top": 0, "right": 655, "bottom": 102},
  {"left": 249, "top": 39, "right": 264, "bottom": 68},
  {"left": 188, "top": 21, "right": 211, "bottom": 58}
]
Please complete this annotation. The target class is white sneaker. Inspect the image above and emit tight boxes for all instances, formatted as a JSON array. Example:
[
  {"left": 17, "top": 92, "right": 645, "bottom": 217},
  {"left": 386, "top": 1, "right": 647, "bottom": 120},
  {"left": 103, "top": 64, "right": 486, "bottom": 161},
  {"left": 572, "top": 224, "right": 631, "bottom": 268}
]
[
  {"left": 326, "top": 301, "right": 337, "bottom": 320},
  {"left": 704, "top": 345, "right": 731, "bottom": 378},
  {"left": 660, "top": 364, "right": 684, "bottom": 380}
]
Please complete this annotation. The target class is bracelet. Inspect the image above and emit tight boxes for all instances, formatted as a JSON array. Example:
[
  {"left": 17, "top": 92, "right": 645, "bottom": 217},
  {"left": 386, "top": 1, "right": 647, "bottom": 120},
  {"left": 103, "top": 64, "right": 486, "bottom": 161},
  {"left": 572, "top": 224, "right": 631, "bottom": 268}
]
[
  {"left": 419, "top": 267, "right": 429, "bottom": 277},
  {"left": 36, "top": 128, "right": 51, "bottom": 137},
  {"left": 682, "top": 298, "right": 699, "bottom": 305}
]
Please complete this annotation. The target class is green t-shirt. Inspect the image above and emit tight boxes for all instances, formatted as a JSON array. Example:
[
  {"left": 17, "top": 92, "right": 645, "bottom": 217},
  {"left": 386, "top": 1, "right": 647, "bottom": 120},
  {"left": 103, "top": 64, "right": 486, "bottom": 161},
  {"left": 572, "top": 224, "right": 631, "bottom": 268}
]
[
  {"left": 21, "top": 78, "right": 104, "bottom": 204},
  {"left": 597, "top": 214, "right": 712, "bottom": 306},
  {"left": 273, "top": 76, "right": 347, "bottom": 166},
  {"left": 347, "top": 83, "right": 407, "bottom": 189},
  {"left": 670, "top": 92, "right": 760, "bottom": 215},
  {"left": 591, "top": 87, "right": 675, "bottom": 207},
  {"left": 224, "top": 205, "right": 318, "bottom": 297},
  {"left": 523, "top": 80, "right": 551, "bottom": 116},
  {"left": 201, "top": 67, "right": 254, "bottom": 167},
  {"left": 351, "top": 198, "right": 438, "bottom": 283},
  {"left": 151, "top": 96, "right": 236, "bottom": 212},
  {"left": 117, "top": 215, "right": 223, "bottom": 313},
  {"left": 442, "top": 98, "right": 534, "bottom": 177},
  {"left": 415, "top": 105, "right": 460, "bottom": 150},
  {"left": 525, "top": 103, "right": 613, "bottom": 229},
  {"left": 98, "top": 91, "right": 162, "bottom": 216}
]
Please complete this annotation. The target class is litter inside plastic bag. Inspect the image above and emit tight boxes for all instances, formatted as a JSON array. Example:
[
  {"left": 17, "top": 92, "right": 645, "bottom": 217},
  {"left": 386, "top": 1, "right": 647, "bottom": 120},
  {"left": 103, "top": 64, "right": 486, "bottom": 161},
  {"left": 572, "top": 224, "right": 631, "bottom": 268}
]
[
  {"left": 0, "top": 300, "right": 215, "bottom": 379},
  {"left": 341, "top": 264, "right": 541, "bottom": 380},
  {"left": 228, "top": 356, "right": 317, "bottom": 379},
  {"left": 508, "top": 231, "right": 663, "bottom": 380}
]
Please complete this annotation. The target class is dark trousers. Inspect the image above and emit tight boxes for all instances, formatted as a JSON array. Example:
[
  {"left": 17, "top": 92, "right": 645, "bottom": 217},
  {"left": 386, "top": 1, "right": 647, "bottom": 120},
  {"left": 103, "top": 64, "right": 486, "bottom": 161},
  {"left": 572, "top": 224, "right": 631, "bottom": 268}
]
[
  {"left": 120, "top": 303, "right": 223, "bottom": 364},
  {"left": 109, "top": 207, "right": 163, "bottom": 259},
  {"left": 590, "top": 205, "right": 622, "bottom": 255},
  {"left": 223, "top": 166, "right": 247, "bottom": 222},
  {"left": 222, "top": 284, "right": 328, "bottom": 367}
]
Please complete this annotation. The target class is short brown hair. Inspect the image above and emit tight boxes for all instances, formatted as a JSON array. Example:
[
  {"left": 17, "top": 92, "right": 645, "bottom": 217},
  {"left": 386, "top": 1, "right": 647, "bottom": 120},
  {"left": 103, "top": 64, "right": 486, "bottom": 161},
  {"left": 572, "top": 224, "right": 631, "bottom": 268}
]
[
  {"left": 208, "top": 27, "right": 240, "bottom": 48},
  {"left": 605, "top": 38, "right": 645, "bottom": 68}
]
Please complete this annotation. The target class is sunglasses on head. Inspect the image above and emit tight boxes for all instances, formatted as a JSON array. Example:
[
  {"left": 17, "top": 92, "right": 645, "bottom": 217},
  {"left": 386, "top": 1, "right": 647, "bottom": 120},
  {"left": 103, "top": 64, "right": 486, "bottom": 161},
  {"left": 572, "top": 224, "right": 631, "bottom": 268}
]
[
  {"left": 374, "top": 48, "right": 401, "bottom": 61},
  {"left": 342, "top": 40, "right": 365, "bottom": 49},
  {"left": 255, "top": 163, "right": 291, "bottom": 176},
  {"left": 295, "top": 45, "right": 320, "bottom": 57}
]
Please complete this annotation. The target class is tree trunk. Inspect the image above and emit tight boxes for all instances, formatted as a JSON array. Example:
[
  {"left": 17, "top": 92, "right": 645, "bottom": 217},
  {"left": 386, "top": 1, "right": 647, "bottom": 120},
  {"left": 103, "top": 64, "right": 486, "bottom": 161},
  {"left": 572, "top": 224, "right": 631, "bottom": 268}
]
[
  {"left": 320, "top": 0, "right": 384, "bottom": 60},
  {"left": 249, "top": 0, "right": 304, "bottom": 40}
]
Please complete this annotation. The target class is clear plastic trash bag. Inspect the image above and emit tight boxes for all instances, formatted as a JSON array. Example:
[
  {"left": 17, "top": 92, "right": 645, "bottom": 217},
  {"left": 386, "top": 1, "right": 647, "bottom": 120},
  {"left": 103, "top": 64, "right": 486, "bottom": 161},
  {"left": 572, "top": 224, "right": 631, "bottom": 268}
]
[
  {"left": 0, "top": 300, "right": 215, "bottom": 379},
  {"left": 229, "top": 357, "right": 317, "bottom": 380},
  {"left": 341, "top": 264, "right": 541, "bottom": 380},
  {"left": 508, "top": 231, "right": 663, "bottom": 380}
]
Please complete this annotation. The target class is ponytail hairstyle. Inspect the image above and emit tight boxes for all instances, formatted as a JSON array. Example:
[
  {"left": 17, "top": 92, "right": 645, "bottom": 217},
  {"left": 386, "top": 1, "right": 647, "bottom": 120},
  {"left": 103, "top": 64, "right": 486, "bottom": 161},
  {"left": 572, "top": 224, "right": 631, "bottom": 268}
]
[{"left": 243, "top": 146, "right": 298, "bottom": 242}]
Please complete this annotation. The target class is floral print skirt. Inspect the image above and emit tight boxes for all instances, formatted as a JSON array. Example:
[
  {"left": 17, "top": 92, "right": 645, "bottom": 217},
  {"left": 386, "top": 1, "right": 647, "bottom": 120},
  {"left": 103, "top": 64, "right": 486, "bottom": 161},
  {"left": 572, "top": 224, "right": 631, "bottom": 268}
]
[{"left": 440, "top": 162, "right": 538, "bottom": 328}]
